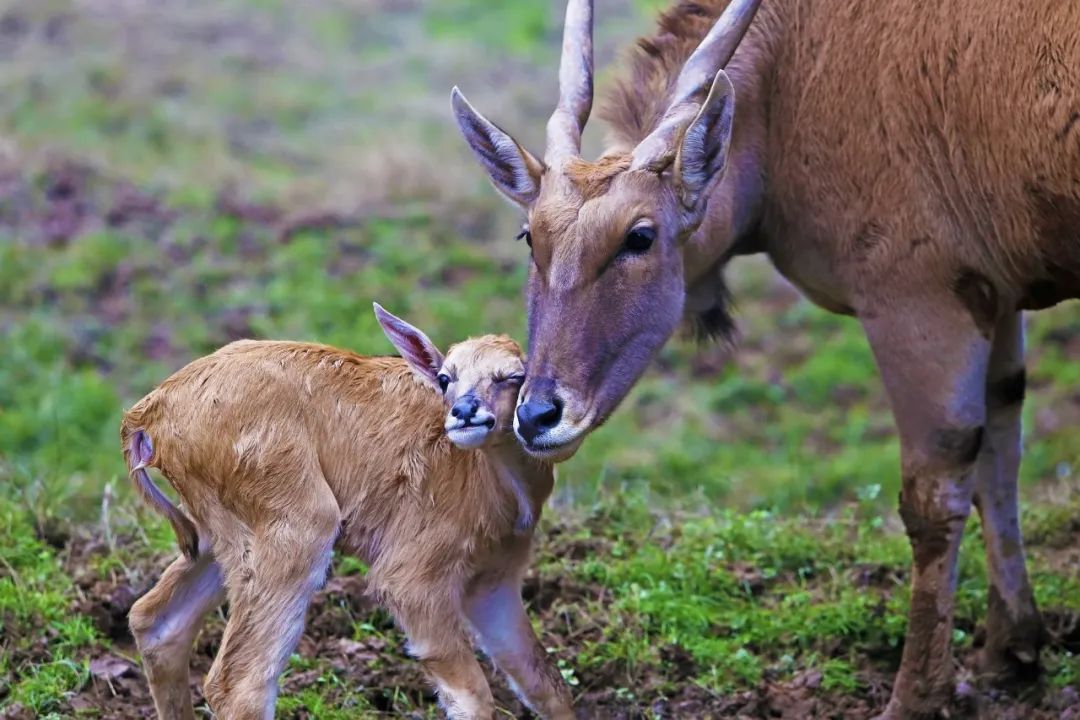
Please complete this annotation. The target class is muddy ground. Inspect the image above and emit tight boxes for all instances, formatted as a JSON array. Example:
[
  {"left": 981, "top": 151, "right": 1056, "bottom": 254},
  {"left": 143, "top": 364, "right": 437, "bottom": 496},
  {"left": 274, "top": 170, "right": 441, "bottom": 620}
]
[{"left": 0, "top": 519, "right": 1073, "bottom": 720}]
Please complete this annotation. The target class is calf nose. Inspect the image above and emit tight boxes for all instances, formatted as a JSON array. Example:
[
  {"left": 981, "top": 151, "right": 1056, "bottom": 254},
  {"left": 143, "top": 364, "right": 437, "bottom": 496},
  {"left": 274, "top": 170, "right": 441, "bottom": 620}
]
[
  {"left": 515, "top": 397, "right": 562, "bottom": 443},
  {"left": 451, "top": 395, "right": 480, "bottom": 421}
]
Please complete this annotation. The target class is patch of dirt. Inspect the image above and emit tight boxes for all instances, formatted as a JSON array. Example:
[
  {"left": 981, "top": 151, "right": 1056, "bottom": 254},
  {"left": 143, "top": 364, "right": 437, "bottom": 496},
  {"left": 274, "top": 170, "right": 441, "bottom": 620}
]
[{"left": 41, "top": 529, "right": 1078, "bottom": 720}]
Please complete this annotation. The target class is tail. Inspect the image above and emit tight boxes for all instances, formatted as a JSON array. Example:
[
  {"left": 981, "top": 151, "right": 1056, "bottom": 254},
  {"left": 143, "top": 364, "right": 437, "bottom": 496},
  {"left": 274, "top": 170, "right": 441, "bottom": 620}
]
[{"left": 124, "top": 428, "right": 200, "bottom": 560}]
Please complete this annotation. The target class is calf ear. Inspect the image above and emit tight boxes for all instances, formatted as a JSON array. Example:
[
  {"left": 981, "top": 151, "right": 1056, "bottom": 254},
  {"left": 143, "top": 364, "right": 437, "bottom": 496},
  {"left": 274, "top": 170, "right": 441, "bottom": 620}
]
[
  {"left": 373, "top": 303, "right": 444, "bottom": 388},
  {"left": 674, "top": 70, "right": 736, "bottom": 212},
  {"left": 452, "top": 87, "right": 544, "bottom": 210}
]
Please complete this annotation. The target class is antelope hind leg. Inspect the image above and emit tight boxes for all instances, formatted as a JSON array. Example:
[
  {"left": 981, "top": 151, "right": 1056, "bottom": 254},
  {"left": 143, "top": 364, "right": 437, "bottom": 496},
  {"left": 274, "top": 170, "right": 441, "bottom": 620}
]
[
  {"left": 973, "top": 311, "right": 1046, "bottom": 683},
  {"left": 129, "top": 552, "right": 226, "bottom": 720}
]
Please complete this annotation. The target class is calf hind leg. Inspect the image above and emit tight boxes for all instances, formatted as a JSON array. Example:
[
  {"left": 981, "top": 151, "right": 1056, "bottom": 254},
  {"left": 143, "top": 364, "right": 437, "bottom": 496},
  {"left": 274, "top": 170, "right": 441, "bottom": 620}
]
[
  {"left": 203, "top": 509, "right": 339, "bottom": 719},
  {"left": 129, "top": 552, "right": 226, "bottom": 720},
  {"left": 974, "top": 311, "right": 1045, "bottom": 682}
]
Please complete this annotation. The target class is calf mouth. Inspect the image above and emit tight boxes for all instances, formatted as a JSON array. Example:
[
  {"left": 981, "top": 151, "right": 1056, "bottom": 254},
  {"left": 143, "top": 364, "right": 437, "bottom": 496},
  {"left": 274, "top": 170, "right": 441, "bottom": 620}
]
[{"left": 445, "top": 414, "right": 496, "bottom": 449}]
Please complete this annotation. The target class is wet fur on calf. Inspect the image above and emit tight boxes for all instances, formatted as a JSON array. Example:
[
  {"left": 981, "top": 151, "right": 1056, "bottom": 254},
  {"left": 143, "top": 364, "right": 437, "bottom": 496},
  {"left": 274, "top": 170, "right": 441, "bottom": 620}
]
[{"left": 122, "top": 323, "right": 573, "bottom": 719}]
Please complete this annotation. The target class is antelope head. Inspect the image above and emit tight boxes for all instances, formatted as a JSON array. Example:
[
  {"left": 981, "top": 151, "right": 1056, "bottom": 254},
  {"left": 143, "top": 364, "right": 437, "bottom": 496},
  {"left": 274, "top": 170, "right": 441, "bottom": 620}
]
[
  {"left": 453, "top": 0, "right": 760, "bottom": 461},
  {"left": 374, "top": 303, "right": 526, "bottom": 450}
]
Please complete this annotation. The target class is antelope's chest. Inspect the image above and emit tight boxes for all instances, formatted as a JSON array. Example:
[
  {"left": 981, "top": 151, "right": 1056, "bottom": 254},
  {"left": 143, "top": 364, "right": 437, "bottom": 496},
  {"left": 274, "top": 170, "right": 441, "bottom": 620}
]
[{"left": 762, "top": 212, "right": 858, "bottom": 317}]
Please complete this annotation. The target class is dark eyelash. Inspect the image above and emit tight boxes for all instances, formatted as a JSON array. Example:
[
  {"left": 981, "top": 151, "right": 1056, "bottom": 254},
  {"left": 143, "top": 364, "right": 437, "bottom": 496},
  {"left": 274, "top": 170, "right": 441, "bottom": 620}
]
[{"left": 515, "top": 226, "right": 532, "bottom": 247}]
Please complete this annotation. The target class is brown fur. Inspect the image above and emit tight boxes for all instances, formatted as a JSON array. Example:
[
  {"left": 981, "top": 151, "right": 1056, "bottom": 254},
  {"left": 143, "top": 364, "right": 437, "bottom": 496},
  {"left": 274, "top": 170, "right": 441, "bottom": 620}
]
[
  {"left": 456, "top": 0, "right": 1078, "bottom": 716},
  {"left": 603, "top": 1, "right": 739, "bottom": 148},
  {"left": 123, "top": 337, "right": 573, "bottom": 720},
  {"left": 563, "top": 154, "right": 632, "bottom": 199}
]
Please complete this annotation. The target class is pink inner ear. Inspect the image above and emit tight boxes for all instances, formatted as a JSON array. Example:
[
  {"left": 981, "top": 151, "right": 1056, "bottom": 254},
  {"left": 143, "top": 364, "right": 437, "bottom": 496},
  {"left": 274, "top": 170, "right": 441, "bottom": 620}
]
[
  {"left": 390, "top": 330, "right": 438, "bottom": 381},
  {"left": 402, "top": 335, "right": 436, "bottom": 372}
]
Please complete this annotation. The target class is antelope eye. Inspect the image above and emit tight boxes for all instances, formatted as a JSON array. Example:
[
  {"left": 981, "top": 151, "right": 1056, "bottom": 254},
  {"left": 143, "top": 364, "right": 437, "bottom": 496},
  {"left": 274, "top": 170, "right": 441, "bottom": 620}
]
[
  {"left": 515, "top": 225, "right": 532, "bottom": 248},
  {"left": 623, "top": 225, "right": 656, "bottom": 254},
  {"left": 437, "top": 373, "right": 450, "bottom": 392}
]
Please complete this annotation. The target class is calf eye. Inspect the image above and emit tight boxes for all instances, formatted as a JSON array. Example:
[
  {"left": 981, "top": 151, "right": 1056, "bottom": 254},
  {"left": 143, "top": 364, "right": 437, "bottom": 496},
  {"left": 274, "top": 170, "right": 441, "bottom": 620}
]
[
  {"left": 437, "top": 373, "right": 450, "bottom": 392},
  {"left": 623, "top": 224, "right": 655, "bottom": 254}
]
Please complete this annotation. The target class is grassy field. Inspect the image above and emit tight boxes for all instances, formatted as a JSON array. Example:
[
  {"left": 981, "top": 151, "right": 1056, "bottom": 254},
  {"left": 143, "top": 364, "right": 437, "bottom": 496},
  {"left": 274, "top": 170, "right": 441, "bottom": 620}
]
[{"left": 0, "top": 0, "right": 1078, "bottom": 717}]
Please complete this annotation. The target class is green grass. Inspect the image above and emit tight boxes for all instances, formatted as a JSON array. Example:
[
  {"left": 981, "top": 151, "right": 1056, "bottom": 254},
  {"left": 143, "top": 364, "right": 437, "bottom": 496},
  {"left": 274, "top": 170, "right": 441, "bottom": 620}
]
[
  {"left": 0, "top": 499, "right": 99, "bottom": 715},
  {"left": 539, "top": 496, "right": 1080, "bottom": 698},
  {"left": 3, "top": 492, "right": 1076, "bottom": 716}
]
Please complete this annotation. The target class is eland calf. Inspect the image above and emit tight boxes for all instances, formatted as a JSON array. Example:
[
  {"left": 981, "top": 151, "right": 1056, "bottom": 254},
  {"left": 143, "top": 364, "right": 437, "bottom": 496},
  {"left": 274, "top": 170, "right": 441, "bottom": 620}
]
[{"left": 123, "top": 305, "right": 573, "bottom": 720}]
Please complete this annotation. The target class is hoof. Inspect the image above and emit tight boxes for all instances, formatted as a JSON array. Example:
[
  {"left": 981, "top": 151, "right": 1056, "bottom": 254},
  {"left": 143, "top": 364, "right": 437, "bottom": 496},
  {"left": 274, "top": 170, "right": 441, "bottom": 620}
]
[
  {"left": 974, "top": 616, "right": 1046, "bottom": 688},
  {"left": 869, "top": 702, "right": 906, "bottom": 720},
  {"left": 976, "top": 593, "right": 1047, "bottom": 688},
  {"left": 871, "top": 697, "right": 946, "bottom": 720},
  {"left": 975, "top": 643, "right": 1042, "bottom": 687}
]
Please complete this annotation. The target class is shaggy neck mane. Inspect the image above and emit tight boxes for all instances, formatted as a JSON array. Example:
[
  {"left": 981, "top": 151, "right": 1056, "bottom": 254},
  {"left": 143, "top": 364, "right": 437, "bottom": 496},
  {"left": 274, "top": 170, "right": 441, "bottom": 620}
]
[
  {"left": 598, "top": 0, "right": 741, "bottom": 346},
  {"left": 600, "top": 0, "right": 730, "bottom": 149}
]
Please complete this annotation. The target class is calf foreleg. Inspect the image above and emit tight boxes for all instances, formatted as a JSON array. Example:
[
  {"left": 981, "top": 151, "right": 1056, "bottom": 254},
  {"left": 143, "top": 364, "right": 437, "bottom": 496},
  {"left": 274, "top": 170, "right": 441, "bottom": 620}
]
[
  {"left": 465, "top": 576, "right": 574, "bottom": 720},
  {"left": 395, "top": 595, "right": 495, "bottom": 719}
]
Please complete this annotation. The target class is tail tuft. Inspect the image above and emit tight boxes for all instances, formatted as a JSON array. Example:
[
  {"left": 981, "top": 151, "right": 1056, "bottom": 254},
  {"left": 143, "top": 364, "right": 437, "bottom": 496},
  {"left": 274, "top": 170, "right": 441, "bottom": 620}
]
[{"left": 125, "top": 429, "right": 200, "bottom": 560}]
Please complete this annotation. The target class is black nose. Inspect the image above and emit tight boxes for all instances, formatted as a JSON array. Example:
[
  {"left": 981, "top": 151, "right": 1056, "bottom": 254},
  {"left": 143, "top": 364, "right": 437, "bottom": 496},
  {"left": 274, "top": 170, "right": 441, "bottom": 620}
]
[
  {"left": 516, "top": 397, "right": 562, "bottom": 443},
  {"left": 451, "top": 395, "right": 480, "bottom": 421}
]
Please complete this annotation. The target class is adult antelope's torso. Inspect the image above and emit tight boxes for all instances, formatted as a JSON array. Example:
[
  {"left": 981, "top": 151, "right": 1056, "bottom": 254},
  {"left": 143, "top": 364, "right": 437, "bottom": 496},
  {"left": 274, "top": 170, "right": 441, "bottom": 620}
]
[
  {"left": 737, "top": 0, "right": 1080, "bottom": 317},
  {"left": 453, "top": 1, "right": 1079, "bottom": 713}
]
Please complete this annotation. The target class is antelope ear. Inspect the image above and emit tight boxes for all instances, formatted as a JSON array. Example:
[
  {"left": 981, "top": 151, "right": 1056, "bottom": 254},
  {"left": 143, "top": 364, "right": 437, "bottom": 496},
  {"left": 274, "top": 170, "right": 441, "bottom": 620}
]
[
  {"left": 674, "top": 70, "right": 736, "bottom": 211},
  {"left": 373, "top": 303, "right": 444, "bottom": 388},
  {"left": 452, "top": 87, "right": 544, "bottom": 210}
]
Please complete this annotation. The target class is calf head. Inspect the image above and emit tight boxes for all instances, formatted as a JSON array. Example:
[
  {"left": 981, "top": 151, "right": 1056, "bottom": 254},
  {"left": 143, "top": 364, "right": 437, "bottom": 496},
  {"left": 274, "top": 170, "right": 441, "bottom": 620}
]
[{"left": 375, "top": 304, "right": 525, "bottom": 449}]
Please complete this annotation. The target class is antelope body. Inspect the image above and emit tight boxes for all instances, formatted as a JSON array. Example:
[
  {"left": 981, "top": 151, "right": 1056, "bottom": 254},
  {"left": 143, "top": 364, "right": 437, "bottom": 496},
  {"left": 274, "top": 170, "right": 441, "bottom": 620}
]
[
  {"left": 452, "top": 0, "right": 1080, "bottom": 717},
  {"left": 123, "top": 306, "right": 573, "bottom": 720}
]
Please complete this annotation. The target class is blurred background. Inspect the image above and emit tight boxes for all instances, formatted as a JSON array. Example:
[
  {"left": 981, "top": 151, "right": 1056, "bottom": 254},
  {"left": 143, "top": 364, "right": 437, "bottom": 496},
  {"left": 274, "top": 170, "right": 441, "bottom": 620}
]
[
  {"left": 0, "top": 1, "right": 1078, "bottom": 717},
  {"left": 2, "top": 0, "right": 1077, "bottom": 522}
]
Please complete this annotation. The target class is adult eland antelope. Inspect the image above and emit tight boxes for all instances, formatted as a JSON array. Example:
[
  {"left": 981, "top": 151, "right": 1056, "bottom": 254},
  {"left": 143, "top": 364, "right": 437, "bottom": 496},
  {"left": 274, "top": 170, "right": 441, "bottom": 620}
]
[{"left": 451, "top": 0, "right": 1080, "bottom": 716}]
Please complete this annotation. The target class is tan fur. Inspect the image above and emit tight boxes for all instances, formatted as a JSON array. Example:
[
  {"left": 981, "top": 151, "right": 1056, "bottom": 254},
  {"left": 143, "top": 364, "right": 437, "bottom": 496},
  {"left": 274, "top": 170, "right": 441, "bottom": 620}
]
[
  {"left": 457, "top": 1, "right": 1079, "bottom": 717},
  {"left": 603, "top": 1, "right": 745, "bottom": 148},
  {"left": 563, "top": 154, "right": 632, "bottom": 200},
  {"left": 124, "top": 337, "right": 573, "bottom": 720}
]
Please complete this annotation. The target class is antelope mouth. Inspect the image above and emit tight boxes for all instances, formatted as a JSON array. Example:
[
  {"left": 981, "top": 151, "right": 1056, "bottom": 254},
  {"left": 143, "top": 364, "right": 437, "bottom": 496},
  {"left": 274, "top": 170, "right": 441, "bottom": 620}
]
[
  {"left": 521, "top": 434, "right": 584, "bottom": 462},
  {"left": 514, "top": 397, "right": 596, "bottom": 462},
  {"left": 445, "top": 414, "right": 497, "bottom": 449}
]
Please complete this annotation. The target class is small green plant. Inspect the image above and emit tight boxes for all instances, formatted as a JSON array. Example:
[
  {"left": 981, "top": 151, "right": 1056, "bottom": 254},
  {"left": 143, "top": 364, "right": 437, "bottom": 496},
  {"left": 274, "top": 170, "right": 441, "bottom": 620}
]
[{"left": 0, "top": 499, "right": 99, "bottom": 714}]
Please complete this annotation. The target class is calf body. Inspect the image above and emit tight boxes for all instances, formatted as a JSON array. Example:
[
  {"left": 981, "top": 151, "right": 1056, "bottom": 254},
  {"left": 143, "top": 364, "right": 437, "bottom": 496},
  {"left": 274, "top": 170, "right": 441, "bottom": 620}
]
[{"left": 124, "top": 313, "right": 573, "bottom": 720}]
